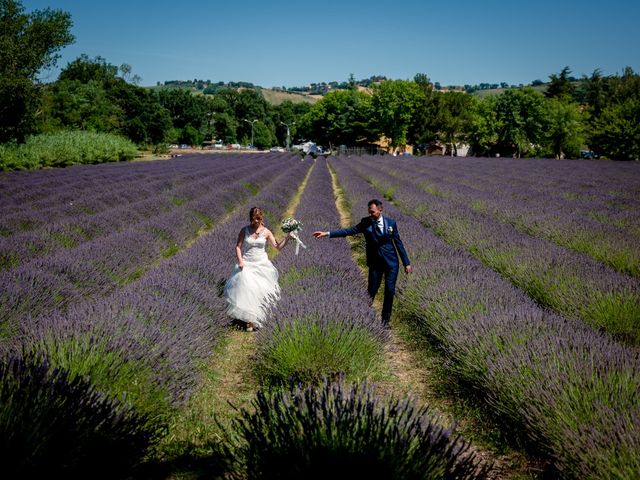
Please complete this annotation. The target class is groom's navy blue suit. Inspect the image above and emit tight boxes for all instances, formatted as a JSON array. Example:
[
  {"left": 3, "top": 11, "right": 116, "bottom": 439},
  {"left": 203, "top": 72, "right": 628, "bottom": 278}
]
[{"left": 329, "top": 216, "right": 410, "bottom": 325}]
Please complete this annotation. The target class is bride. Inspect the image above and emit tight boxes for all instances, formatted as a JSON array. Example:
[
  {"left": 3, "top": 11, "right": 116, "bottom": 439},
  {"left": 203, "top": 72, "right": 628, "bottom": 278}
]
[{"left": 224, "top": 207, "right": 292, "bottom": 331}]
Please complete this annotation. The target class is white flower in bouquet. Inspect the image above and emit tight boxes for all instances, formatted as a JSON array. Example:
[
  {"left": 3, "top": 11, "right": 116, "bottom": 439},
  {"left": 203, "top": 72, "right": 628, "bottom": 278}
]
[
  {"left": 281, "top": 217, "right": 303, "bottom": 234},
  {"left": 281, "top": 217, "right": 306, "bottom": 254}
]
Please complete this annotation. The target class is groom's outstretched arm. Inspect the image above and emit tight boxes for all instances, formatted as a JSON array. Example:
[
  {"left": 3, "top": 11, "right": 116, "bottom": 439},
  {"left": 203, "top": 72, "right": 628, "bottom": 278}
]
[{"left": 313, "top": 221, "right": 363, "bottom": 239}]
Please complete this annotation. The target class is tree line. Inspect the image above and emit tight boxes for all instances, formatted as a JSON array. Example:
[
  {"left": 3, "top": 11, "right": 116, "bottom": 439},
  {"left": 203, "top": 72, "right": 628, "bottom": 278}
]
[
  {"left": 296, "top": 68, "right": 640, "bottom": 160},
  {"left": 2, "top": 0, "right": 638, "bottom": 160}
]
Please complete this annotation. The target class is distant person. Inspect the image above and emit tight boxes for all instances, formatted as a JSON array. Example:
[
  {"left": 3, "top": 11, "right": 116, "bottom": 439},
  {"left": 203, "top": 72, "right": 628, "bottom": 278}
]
[
  {"left": 313, "top": 199, "right": 412, "bottom": 327},
  {"left": 224, "top": 207, "right": 293, "bottom": 331}
]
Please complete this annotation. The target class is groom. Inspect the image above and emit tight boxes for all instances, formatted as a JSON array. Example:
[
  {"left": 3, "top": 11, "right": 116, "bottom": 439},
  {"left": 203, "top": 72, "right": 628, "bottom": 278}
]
[{"left": 313, "top": 199, "right": 412, "bottom": 327}]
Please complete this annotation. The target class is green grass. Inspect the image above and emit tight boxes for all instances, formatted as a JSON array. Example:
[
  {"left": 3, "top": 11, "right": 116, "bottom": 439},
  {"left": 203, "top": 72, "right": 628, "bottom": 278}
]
[{"left": 242, "top": 182, "right": 260, "bottom": 196}]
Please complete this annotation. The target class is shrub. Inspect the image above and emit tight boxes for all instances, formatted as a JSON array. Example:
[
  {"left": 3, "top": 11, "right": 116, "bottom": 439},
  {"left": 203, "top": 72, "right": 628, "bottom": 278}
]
[
  {"left": 0, "top": 353, "right": 155, "bottom": 478},
  {"left": 0, "top": 130, "right": 138, "bottom": 171},
  {"left": 255, "top": 317, "right": 386, "bottom": 386},
  {"left": 225, "top": 379, "right": 490, "bottom": 479}
]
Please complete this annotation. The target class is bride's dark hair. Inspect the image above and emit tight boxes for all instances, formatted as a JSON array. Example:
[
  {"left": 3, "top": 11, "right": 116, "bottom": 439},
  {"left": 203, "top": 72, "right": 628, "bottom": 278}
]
[{"left": 249, "top": 207, "right": 264, "bottom": 223}]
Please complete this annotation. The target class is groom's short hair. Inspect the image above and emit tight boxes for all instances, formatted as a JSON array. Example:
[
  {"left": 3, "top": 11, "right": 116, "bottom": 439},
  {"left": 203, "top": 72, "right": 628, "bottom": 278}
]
[{"left": 368, "top": 199, "right": 383, "bottom": 208}]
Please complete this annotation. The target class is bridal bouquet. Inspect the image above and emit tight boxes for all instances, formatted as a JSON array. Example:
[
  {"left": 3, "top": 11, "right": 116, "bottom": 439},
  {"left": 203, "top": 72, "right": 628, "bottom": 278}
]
[{"left": 281, "top": 217, "right": 306, "bottom": 255}]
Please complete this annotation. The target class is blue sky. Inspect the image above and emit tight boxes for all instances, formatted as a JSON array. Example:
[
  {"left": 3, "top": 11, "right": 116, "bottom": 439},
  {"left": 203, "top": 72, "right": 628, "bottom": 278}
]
[{"left": 25, "top": 0, "right": 640, "bottom": 88}]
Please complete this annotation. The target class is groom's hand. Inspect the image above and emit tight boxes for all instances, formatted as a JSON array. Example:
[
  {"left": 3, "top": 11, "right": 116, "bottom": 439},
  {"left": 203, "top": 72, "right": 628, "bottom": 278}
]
[
  {"left": 313, "top": 231, "right": 328, "bottom": 238},
  {"left": 405, "top": 265, "right": 413, "bottom": 274}
]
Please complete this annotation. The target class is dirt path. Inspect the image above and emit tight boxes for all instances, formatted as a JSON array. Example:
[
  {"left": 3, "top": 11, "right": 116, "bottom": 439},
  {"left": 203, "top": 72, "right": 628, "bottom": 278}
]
[
  {"left": 155, "top": 162, "right": 316, "bottom": 471},
  {"left": 326, "top": 163, "right": 541, "bottom": 480}
]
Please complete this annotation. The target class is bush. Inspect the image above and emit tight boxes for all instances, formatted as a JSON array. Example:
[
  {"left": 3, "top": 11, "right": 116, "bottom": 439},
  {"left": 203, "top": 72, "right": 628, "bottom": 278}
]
[
  {"left": 255, "top": 318, "right": 386, "bottom": 386},
  {"left": 0, "top": 130, "right": 138, "bottom": 171},
  {"left": 224, "top": 379, "right": 490, "bottom": 479},
  {"left": 0, "top": 353, "right": 155, "bottom": 478}
]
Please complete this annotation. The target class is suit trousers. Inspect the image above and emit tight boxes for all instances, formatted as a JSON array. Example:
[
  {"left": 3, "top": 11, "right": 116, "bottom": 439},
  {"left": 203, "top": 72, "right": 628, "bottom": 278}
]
[{"left": 367, "top": 264, "right": 399, "bottom": 325}]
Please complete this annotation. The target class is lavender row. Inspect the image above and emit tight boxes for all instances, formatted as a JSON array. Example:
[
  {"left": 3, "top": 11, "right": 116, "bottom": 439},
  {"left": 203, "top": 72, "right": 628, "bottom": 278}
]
[
  {"left": 255, "top": 157, "right": 388, "bottom": 384},
  {"left": 417, "top": 156, "right": 640, "bottom": 208},
  {"left": 347, "top": 156, "right": 640, "bottom": 345},
  {"left": 0, "top": 155, "right": 296, "bottom": 329},
  {"left": 8, "top": 155, "right": 311, "bottom": 407},
  {"left": 403, "top": 156, "right": 640, "bottom": 239},
  {"left": 0, "top": 160, "right": 228, "bottom": 236},
  {"left": 331, "top": 157, "right": 640, "bottom": 479},
  {"left": 0, "top": 156, "right": 277, "bottom": 270},
  {"left": 386, "top": 157, "right": 640, "bottom": 275},
  {"left": 0, "top": 153, "right": 243, "bottom": 214},
  {"left": 423, "top": 157, "right": 640, "bottom": 238}
]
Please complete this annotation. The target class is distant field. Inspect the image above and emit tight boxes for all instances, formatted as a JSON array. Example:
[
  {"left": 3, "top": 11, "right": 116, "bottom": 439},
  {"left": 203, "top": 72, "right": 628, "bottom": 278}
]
[
  {"left": 260, "top": 88, "right": 320, "bottom": 105},
  {"left": 472, "top": 84, "right": 548, "bottom": 97},
  {"left": 146, "top": 83, "right": 320, "bottom": 105}
]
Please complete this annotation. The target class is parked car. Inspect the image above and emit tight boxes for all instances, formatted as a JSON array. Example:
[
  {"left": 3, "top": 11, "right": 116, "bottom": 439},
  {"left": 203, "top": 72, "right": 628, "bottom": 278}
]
[
  {"left": 270, "top": 146, "right": 285, "bottom": 152},
  {"left": 580, "top": 150, "right": 598, "bottom": 159}
]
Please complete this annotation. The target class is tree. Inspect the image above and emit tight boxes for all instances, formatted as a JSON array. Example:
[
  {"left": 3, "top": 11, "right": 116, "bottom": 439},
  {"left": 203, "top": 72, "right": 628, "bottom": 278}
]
[
  {"left": 44, "top": 55, "right": 172, "bottom": 145},
  {"left": 408, "top": 74, "right": 438, "bottom": 151},
  {"left": 212, "top": 112, "right": 237, "bottom": 143},
  {"left": 583, "top": 67, "right": 640, "bottom": 159},
  {"left": 158, "top": 89, "right": 207, "bottom": 131},
  {"left": 590, "top": 97, "right": 640, "bottom": 160},
  {"left": 468, "top": 95, "right": 499, "bottom": 157},
  {"left": 0, "top": 0, "right": 74, "bottom": 142},
  {"left": 270, "top": 100, "right": 311, "bottom": 147},
  {"left": 40, "top": 79, "right": 123, "bottom": 133},
  {"left": 371, "top": 80, "right": 422, "bottom": 150},
  {"left": 298, "top": 89, "right": 377, "bottom": 147},
  {"left": 543, "top": 98, "right": 586, "bottom": 159},
  {"left": 576, "top": 69, "right": 607, "bottom": 116},
  {"left": 545, "top": 66, "right": 576, "bottom": 100},
  {"left": 433, "top": 92, "right": 475, "bottom": 155},
  {"left": 252, "top": 121, "right": 275, "bottom": 150},
  {"left": 494, "top": 88, "right": 547, "bottom": 157}
]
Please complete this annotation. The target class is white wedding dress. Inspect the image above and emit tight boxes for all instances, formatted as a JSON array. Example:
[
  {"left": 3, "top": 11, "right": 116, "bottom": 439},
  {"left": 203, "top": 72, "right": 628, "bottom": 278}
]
[{"left": 224, "top": 227, "right": 280, "bottom": 328}]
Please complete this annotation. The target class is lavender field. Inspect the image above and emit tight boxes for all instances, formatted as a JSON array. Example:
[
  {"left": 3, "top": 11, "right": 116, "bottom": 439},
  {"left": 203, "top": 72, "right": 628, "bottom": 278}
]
[{"left": 1, "top": 153, "right": 639, "bottom": 478}]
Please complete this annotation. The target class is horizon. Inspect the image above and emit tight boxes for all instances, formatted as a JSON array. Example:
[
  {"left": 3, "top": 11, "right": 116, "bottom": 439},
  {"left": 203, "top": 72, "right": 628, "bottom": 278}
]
[{"left": 25, "top": 0, "right": 640, "bottom": 89}]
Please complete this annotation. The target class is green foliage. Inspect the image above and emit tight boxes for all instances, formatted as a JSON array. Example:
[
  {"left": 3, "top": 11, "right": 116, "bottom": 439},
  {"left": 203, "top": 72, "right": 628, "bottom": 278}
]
[
  {"left": 494, "top": 88, "right": 547, "bottom": 157},
  {"left": 590, "top": 96, "right": 640, "bottom": 160},
  {"left": 0, "top": 0, "right": 74, "bottom": 143},
  {"left": 254, "top": 318, "right": 386, "bottom": 386},
  {"left": 582, "top": 292, "right": 640, "bottom": 345},
  {"left": 40, "top": 78, "right": 123, "bottom": 133},
  {"left": 223, "top": 379, "right": 489, "bottom": 479},
  {"left": 0, "top": 130, "right": 138, "bottom": 170},
  {"left": 371, "top": 79, "right": 423, "bottom": 149},
  {"left": 467, "top": 95, "right": 499, "bottom": 157},
  {"left": 157, "top": 88, "right": 208, "bottom": 131},
  {"left": 545, "top": 66, "right": 576, "bottom": 100},
  {"left": 434, "top": 92, "right": 476, "bottom": 155},
  {"left": 543, "top": 98, "right": 586, "bottom": 159},
  {"left": 38, "top": 55, "right": 173, "bottom": 146},
  {"left": 298, "top": 89, "right": 378, "bottom": 147},
  {"left": 271, "top": 100, "right": 312, "bottom": 146},
  {"left": 251, "top": 121, "right": 275, "bottom": 149},
  {"left": 408, "top": 75, "right": 439, "bottom": 149},
  {"left": 32, "top": 334, "right": 172, "bottom": 421}
]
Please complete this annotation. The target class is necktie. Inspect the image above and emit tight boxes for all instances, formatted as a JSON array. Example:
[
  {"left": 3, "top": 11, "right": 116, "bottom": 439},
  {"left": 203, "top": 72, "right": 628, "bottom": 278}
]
[{"left": 377, "top": 220, "right": 383, "bottom": 234}]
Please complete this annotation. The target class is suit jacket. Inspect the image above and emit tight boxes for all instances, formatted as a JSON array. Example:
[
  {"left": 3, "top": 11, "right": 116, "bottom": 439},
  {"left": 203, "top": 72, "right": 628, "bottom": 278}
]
[{"left": 329, "top": 216, "right": 410, "bottom": 269}]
